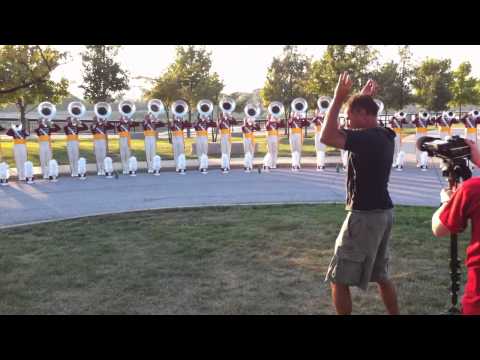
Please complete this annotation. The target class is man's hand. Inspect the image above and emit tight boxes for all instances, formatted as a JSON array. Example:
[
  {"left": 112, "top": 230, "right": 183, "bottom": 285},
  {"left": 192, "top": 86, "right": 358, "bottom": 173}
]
[
  {"left": 465, "top": 139, "right": 480, "bottom": 167},
  {"left": 333, "top": 72, "right": 353, "bottom": 103},
  {"left": 360, "top": 79, "right": 379, "bottom": 96}
]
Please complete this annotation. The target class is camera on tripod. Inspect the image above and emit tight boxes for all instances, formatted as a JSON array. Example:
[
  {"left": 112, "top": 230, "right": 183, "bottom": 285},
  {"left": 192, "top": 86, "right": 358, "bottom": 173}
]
[
  {"left": 417, "top": 135, "right": 472, "bottom": 180},
  {"left": 417, "top": 135, "right": 471, "bottom": 161}
]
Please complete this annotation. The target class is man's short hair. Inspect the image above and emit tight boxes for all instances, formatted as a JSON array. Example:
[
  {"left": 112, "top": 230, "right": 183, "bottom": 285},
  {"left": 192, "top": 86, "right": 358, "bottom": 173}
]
[{"left": 346, "top": 95, "right": 379, "bottom": 116}]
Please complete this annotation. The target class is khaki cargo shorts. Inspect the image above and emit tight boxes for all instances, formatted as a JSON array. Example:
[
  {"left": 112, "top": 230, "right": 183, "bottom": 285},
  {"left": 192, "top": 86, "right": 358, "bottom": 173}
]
[{"left": 325, "top": 209, "right": 394, "bottom": 291}]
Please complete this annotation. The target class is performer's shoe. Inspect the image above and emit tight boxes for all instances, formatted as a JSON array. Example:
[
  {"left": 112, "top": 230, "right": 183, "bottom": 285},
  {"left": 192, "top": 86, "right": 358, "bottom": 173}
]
[
  {"left": 395, "top": 166, "right": 403, "bottom": 171},
  {"left": 97, "top": 171, "right": 102, "bottom": 176},
  {"left": 154, "top": 170, "right": 160, "bottom": 176},
  {"left": 147, "top": 169, "right": 153, "bottom": 174},
  {"left": 122, "top": 170, "right": 128, "bottom": 175},
  {"left": 180, "top": 169, "right": 186, "bottom": 175},
  {"left": 317, "top": 165, "right": 325, "bottom": 172},
  {"left": 129, "top": 171, "right": 136, "bottom": 177},
  {"left": 222, "top": 168, "right": 229, "bottom": 174},
  {"left": 420, "top": 165, "right": 428, "bottom": 171}
]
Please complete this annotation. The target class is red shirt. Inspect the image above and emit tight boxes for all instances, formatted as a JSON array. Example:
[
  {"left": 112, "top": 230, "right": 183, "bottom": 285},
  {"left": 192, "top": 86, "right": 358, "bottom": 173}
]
[{"left": 440, "top": 177, "right": 480, "bottom": 314}]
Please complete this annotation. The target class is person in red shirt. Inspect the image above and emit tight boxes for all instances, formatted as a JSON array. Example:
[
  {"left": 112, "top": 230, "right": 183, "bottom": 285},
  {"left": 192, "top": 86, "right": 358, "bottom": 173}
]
[{"left": 432, "top": 139, "right": 480, "bottom": 315}]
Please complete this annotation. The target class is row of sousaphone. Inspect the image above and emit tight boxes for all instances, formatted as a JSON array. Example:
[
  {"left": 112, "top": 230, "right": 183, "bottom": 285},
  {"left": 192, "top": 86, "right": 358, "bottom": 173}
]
[{"left": 35, "top": 96, "right": 372, "bottom": 126}]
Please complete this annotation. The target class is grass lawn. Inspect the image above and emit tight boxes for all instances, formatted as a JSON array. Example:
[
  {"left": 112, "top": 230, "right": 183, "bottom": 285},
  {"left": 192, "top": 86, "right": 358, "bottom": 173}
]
[
  {"left": 0, "top": 135, "right": 338, "bottom": 166},
  {"left": 0, "top": 204, "right": 470, "bottom": 315}
]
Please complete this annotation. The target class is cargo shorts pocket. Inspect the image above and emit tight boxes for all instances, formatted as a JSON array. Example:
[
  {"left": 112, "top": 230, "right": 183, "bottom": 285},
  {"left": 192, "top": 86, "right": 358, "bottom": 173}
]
[{"left": 331, "top": 246, "right": 367, "bottom": 286}]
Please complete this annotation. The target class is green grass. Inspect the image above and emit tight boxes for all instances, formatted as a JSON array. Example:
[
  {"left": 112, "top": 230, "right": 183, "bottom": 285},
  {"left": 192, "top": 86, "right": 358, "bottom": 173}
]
[
  {"left": 0, "top": 204, "right": 470, "bottom": 314},
  {"left": 0, "top": 135, "right": 338, "bottom": 166}
]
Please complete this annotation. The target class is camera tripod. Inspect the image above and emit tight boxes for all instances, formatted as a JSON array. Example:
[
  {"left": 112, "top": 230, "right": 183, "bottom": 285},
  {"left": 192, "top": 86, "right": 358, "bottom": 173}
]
[{"left": 440, "top": 157, "right": 472, "bottom": 315}]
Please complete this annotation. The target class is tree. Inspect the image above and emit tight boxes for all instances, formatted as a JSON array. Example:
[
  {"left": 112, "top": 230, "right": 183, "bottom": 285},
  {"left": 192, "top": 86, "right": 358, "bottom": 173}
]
[
  {"left": 306, "top": 45, "right": 378, "bottom": 102},
  {"left": 261, "top": 45, "right": 312, "bottom": 119},
  {"left": 145, "top": 46, "right": 224, "bottom": 123},
  {"left": 0, "top": 45, "right": 69, "bottom": 127},
  {"left": 372, "top": 60, "right": 413, "bottom": 113},
  {"left": 80, "top": 45, "right": 130, "bottom": 103},
  {"left": 449, "top": 62, "right": 480, "bottom": 115},
  {"left": 397, "top": 45, "right": 414, "bottom": 109},
  {"left": 411, "top": 58, "right": 453, "bottom": 112}
]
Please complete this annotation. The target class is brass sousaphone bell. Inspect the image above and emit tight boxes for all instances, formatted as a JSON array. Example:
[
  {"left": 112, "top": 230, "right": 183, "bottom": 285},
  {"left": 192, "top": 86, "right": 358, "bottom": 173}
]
[
  {"left": 38, "top": 101, "right": 57, "bottom": 126},
  {"left": 67, "top": 101, "right": 86, "bottom": 126}
]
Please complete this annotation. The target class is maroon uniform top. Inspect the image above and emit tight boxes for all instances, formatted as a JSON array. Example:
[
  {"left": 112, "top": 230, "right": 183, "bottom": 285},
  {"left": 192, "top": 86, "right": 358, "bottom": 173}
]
[
  {"left": 143, "top": 114, "right": 165, "bottom": 130},
  {"left": 64, "top": 121, "right": 88, "bottom": 135},
  {"left": 436, "top": 115, "right": 458, "bottom": 128},
  {"left": 412, "top": 116, "right": 430, "bottom": 128},
  {"left": 169, "top": 118, "right": 190, "bottom": 132},
  {"left": 116, "top": 117, "right": 139, "bottom": 133},
  {"left": 288, "top": 116, "right": 309, "bottom": 129},
  {"left": 90, "top": 121, "right": 114, "bottom": 135},
  {"left": 461, "top": 114, "right": 480, "bottom": 128},
  {"left": 265, "top": 117, "right": 285, "bottom": 131},
  {"left": 218, "top": 114, "right": 237, "bottom": 129},
  {"left": 389, "top": 116, "right": 407, "bottom": 128},
  {"left": 241, "top": 121, "right": 260, "bottom": 134},
  {"left": 35, "top": 123, "right": 60, "bottom": 136},
  {"left": 6, "top": 128, "right": 29, "bottom": 139},
  {"left": 194, "top": 118, "right": 217, "bottom": 131}
]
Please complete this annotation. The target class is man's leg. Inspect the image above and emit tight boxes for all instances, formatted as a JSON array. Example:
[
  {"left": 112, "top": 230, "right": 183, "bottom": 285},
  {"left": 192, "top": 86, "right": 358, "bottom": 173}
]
[
  {"left": 331, "top": 283, "right": 352, "bottom": 315},
  {"left": 377, "top": 279, "right": 399, "bottom": 315}
]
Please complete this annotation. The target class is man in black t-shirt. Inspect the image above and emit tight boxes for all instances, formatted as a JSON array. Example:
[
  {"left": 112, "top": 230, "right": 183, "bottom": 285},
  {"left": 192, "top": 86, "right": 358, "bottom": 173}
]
[{"left": 320, "top": 72, "right": 399, "bottom": 315}]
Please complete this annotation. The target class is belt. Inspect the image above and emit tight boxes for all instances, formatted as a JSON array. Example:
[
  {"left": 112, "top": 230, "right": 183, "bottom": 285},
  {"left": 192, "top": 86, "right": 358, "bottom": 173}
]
[
  {"left": 197, "top": 130, "right": 208, "bottom": 137},
  {"left": 291, "top": 128, "right": 302, "bottom": 134},
  {"left": 67, "top": 134, "right": 79, "bottom": 141},
  {"left": 173, "top": 130, "right": 183, "bottom": 137},
  {"left": 439, "top": 127, "right": 450, "bottom": 132},
  {"left": 38, "top": 135, "right": 50, "bottom": 142},
  {"left": 416, "top": 128, "right": 427, "bottom": 133},
  {"left": 119, "top": 131, "right": 130, "bottom": 138},
  {"left": 144, "top": 130, "right": 156, "bottom": 137},
  {"left": 467, "top": 128, "right": 477, "bottom": 133},
  {"left": 94, "top": 133, "right": 106, "bottom": 140},
  {"left": 244, "top": 133, "right": 254, "bottom": 139},
  {"left": 268, "top": 130, "right": 279, "bottom": 137},
  {"left": 220, "top": 128, "right": 231, "bottom": 135},
  {"left": 393, "top": 128, "right": 401, "bottom": 133},
  {"left": 315, "top": 125, "right": 322, "bottom": 133},
  {"left": 13, "top": 139, "right": 26, "bottom": 144}
]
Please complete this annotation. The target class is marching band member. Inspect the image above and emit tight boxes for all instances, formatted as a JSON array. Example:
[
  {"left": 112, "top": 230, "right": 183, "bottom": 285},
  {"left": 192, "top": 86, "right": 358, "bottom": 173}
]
[
  {"left": 91, "top": 102, "right": 114, "bottom": 176},
  {"left": 217, "top": 97, "right": 237, "bottom": 174},
  {"left": 313, "top": 96, "right": 331, "bottom": 171},
  {"left": 264, "top": 102, "right": 285, "bottom": 170},
  {"left": 35, "top": 102, "right": 60, "bottom": 179},
  {"left": 437, "top": 110, "right": 458, "bottom": 140},
  {"left": 170, "top": 100, "right": 191, "bottom": 174},
  {"left": 65, "top": 102, "right": 88, "bottom": 177},
  {"left": 390, "top": 111, "right": 408, "bottom": 170},
  {"left": 412, "top": 111, "right": 432, "bottom": 170},
  {"left": 6, "top": 123, "right": 29, "bottom": 181},
  {"left": 242, "top": 103, "right": 261, "bottom": 172},
  {"left": 461, "top": 110, "right": 480, "bottom": 143},
  {"left": 195, "top": 100, "right": 216, "bottom": 174},
  {"left": 144, "top": 99, "right": 165, "bottom": 174},
  {"left": 288, "top": 98, "right": 309, "bottom": 171},
  {"left": 116, "top": 101, "right": 139, "bottom": 175}
]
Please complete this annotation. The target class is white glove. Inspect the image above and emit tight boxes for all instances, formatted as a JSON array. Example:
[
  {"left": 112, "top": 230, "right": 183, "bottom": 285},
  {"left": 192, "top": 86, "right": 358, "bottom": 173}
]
[{"left": 440, "top": 188, "right": 453, "bottom": 204}]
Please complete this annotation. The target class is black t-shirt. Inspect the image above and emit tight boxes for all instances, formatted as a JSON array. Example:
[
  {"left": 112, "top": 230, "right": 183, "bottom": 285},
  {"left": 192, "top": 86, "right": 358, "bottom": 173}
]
[{"left": 343, "top": 127, "right": 396, "bottom": 211}]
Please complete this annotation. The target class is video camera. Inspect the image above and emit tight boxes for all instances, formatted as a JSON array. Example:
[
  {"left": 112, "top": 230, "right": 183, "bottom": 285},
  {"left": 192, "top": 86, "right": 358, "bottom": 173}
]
[{"left": 417, "top": 135, "right": 472, "bottom": 181}]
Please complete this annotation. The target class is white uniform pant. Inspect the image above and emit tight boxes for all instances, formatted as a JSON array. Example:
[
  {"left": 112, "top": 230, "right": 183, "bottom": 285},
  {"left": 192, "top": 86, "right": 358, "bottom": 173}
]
[
  {"left": 393, "top": 134, "right": 401, "bottom": 166},
  {"left": 315, "top": 132, "right": 326, "bottom": 167},
  {"left": 94, "top": 139, "right": 107, "bottom": 174},
  {"left": 39, "top": 141, "right": 52, "bottom": 178},
  {"left": 172, "top": 135, "right": 184, "bottom": 167},
  {"left": 243, "top": 138, "right": 255, "bottom": 157},
  {"left": 119, "top": 137, "right": 131, "bottom": 172},
  {"left": 67, "top": 140, "right": 80, "bottom": 176},
  {"left": 144, "top": 136, "right": 156, "bottom": 171},
  {"left": 289, "top": 133, "right": 302, "bottom": 165},
  {"left": 415, "top": 132, "right": 426, "bottom": 164},
  {"left": 267, "top": 135, "right": 279, "bottom": 168},
  {"left": 340, "top": 150, "right": 348, "bottom": 168},
  {"left": 465, "top": 130, "right": 477, "bottom": 143},
  {"left": 13, "top": 143, "right": 27, "bottom": 181},
  {"left": 196, "top": 136, "right": 208, "bottom": 158},
  {"left": 220, "top": 134, "right": 231, "bottom": 167}
]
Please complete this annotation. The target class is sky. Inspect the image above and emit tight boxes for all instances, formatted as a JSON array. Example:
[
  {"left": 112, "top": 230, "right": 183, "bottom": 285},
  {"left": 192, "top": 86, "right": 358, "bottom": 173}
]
[{"left": 49, "top": 45, "right": 480, "bottom": 101}]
